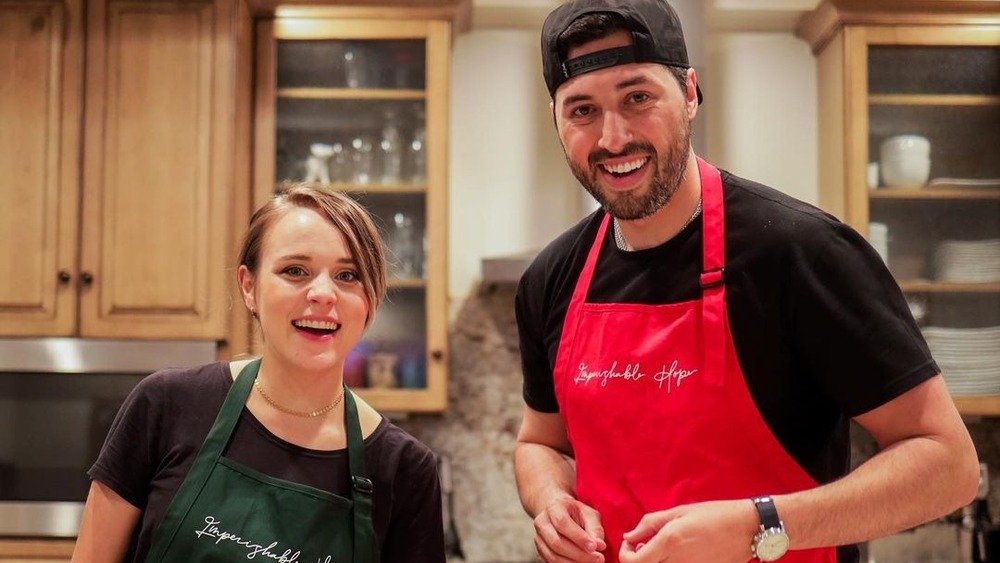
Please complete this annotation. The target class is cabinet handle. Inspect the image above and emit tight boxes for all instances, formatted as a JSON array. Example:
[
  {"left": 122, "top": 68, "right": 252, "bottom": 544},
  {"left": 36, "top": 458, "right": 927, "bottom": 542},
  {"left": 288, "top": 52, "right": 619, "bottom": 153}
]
[
  {"left": 57, "top": 270, "right": 72, "bottom": 284},
  {"left": 80, "top": 271, "right": 94, "bottom": 286}
]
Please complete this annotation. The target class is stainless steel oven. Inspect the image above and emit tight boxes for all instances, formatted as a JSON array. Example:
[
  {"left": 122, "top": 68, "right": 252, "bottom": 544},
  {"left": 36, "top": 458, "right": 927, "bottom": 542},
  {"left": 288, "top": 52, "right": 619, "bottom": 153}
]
[{"left": 0, "top": 338, "right": 217, "bottom": 537}]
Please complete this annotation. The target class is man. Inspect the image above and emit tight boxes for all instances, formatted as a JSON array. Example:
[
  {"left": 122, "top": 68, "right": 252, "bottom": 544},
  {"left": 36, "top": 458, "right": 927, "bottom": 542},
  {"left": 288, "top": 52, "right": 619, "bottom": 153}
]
[{"left": 512, "top": 1, "right": 980, "bottom": 562}]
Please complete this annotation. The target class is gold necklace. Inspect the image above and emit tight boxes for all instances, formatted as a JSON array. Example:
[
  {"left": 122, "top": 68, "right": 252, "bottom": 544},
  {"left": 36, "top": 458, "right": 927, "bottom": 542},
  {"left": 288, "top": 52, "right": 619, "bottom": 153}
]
[{"left": 253, "top": 378, "right": 345, "bottom": 418}]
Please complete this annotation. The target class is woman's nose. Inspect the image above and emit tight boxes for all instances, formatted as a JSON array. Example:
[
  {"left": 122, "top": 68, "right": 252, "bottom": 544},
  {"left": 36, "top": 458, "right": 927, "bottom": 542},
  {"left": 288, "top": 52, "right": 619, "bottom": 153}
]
[
  {"left": 307, "top": 276, "right": 338, "bottom": 304},
  {"left": 598, "top": 111, "right": 632, "bottom": 153}
]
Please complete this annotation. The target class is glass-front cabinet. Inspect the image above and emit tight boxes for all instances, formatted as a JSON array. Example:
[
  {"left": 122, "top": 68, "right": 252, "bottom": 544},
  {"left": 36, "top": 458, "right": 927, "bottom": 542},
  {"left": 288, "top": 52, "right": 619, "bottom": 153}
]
[
  {"left": 798, "top": 3, "right": 1000, "bottom": 414},
  {"left": 254, "top": 14, "right": 452, "bottom": 412}
]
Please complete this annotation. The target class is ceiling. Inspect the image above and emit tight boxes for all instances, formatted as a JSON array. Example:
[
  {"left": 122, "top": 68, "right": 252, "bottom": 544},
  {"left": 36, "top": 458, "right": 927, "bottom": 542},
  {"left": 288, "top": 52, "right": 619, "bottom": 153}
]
[{"left": 470, "top": 0, "right": 824, "bottom": 30}]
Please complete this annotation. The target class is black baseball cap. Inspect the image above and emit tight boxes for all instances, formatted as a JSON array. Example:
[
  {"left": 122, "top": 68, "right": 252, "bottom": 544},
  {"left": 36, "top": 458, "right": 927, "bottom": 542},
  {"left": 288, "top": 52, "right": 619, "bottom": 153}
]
[{"left": 541, "top": 0, "right": 703, "bottom": 104}]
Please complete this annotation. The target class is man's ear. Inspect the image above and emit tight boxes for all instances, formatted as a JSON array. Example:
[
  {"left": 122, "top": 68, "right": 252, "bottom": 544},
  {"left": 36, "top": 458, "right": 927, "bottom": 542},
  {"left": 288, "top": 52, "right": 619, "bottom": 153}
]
[{"left": 686, "top": 68, "right": 699, "bottom": 118}]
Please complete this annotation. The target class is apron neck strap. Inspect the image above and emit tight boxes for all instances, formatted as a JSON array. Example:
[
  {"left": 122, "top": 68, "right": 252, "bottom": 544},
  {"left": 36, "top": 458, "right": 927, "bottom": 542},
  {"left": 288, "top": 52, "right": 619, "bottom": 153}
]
[{"left": 214, "top": 360, "right": 377, "bottom": 563}]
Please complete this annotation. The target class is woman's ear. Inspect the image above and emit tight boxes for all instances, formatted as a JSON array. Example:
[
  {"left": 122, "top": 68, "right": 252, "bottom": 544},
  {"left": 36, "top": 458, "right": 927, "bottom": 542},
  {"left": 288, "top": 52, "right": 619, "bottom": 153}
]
[{"left": 237, "top": 265, "right": 257, "bottom": 315}]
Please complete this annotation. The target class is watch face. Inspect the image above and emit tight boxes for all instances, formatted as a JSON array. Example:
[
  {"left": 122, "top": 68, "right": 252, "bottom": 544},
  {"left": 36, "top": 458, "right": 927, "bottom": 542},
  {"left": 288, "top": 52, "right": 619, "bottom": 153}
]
[{"left": 755, "top": 529, "right": 790, "bottom": 561}]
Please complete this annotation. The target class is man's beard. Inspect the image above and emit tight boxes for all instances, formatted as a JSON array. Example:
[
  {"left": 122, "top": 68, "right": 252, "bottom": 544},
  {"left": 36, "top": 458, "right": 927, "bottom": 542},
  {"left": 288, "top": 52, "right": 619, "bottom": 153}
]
[{"left": 569, "top": 114, "right": 692, "bottom": 221}]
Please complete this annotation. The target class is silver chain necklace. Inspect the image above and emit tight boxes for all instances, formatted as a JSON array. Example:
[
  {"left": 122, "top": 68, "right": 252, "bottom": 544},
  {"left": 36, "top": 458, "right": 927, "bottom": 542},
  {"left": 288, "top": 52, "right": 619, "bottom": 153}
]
[{"left": 613, "top": 199, "right": 702, "bottom": 252}]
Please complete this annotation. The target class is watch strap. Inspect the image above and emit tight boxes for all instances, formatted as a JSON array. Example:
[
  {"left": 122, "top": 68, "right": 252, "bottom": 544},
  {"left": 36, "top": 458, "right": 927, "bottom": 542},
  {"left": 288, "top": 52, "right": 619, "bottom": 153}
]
[{"left": 753, "top": 496, "right": 781, "bottom": 529}]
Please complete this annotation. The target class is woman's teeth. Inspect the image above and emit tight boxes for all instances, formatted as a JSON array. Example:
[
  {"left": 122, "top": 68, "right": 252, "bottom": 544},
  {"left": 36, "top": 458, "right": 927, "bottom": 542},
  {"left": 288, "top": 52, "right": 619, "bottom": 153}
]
[
  {"left": 293, "top": 320, "right": 340, "bottom": 332},
  {"left": 603, "top": 158, "right": 647, "bottom": 175}
]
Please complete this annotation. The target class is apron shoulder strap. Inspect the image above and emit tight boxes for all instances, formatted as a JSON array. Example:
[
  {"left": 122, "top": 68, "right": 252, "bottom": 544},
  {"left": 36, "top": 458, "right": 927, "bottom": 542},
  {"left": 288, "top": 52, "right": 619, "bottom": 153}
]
[{"left": 343, "top": 387, "right": 377, "bottom": 563}]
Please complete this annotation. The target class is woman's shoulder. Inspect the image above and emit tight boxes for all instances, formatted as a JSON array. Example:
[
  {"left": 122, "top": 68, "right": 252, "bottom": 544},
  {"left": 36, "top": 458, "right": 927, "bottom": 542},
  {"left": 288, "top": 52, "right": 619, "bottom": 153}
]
[
  {"left": 366, "top": 419, "right": 437, "bottom": 468},
  {"left": 145, "top": 360, "right": 231, "bottom": 385},
  {"left": 131, "top": 361, "right": 232, "bottom": 405}
]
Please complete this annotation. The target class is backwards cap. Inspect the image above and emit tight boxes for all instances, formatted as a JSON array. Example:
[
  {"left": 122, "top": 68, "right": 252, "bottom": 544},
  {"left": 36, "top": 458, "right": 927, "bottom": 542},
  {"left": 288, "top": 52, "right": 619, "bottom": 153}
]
[{"left": 541, "top": 0, "right": 703, "bottom": 103}]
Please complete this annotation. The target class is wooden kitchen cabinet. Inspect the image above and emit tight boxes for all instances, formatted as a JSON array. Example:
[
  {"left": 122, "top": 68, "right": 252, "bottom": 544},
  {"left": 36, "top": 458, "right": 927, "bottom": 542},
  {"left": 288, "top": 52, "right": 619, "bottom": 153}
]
[
  {"left": 0, "top": 539, "right": 74, "bottom": 562},
  {"left": 0, "top": 0, "right": 238, "bottom": 339},
  {"left": 797, "top": 1, "right": 1000, "bottom": 415},
  {"left": 251, "top": 3, "right": 468, "bottom": 412}
]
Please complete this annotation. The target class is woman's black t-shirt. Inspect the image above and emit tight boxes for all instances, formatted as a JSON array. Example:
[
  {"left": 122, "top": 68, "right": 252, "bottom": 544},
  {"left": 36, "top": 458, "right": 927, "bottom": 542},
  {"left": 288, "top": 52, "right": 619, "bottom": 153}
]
[{"left": 89, "top": 362, "right": 444, "bottom": 563}]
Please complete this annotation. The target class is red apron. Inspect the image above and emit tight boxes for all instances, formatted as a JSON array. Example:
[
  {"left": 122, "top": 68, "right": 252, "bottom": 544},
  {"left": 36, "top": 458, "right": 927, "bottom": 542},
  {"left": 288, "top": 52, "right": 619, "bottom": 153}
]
[{"left": 552, "top": 158, "right": 836, "bottom": 563}]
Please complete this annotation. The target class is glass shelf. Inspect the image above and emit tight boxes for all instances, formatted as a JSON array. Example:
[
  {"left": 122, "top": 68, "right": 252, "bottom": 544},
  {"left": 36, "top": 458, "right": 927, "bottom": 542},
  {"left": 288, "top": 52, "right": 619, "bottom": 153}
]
[
  {"left": 799, "top": 6, "right": 1000, "bottom": 412},
  {"left": 865, "top": 41, "right": 1000, "bottom": 401},
  {"left": 255, "top": 17, "right": 451, "bottom": 411}
]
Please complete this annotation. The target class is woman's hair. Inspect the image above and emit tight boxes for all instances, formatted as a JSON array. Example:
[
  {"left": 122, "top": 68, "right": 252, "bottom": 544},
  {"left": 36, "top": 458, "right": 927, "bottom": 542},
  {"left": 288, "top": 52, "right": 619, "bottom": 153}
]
[{"left": 237, "top": 182, "right": 388, "bottom": 326}]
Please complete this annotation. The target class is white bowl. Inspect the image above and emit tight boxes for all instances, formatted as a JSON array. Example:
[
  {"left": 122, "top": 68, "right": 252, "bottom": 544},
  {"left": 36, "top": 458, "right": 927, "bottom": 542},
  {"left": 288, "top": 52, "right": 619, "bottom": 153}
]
[
  {"left": 880, "top": 135, "right": 930, "bottom": 162},
  {"left": 310, "top": 143, "right": 335, "bottom": 158},
  {"left": 881, "top": 155, "right": 930, "bottom": 188}
]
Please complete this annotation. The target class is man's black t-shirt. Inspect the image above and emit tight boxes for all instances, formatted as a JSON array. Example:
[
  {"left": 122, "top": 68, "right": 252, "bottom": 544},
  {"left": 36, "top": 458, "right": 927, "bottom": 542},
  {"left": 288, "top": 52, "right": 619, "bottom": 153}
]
[{"left": 516, "top": 170, "right": 938, "bottom": 486}]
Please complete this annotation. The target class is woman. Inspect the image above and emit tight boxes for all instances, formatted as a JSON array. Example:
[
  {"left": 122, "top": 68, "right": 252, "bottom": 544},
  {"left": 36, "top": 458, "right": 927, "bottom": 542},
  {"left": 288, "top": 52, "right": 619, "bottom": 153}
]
[{"left": 71, "top": 184, "right": 445, "bottom": 563}]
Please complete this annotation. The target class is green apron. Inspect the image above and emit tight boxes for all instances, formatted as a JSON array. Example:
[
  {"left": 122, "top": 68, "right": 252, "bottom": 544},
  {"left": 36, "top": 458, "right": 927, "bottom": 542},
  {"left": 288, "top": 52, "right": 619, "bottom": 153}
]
[{"left": 144, "top": 359, "right": 377, "bottom": 563}]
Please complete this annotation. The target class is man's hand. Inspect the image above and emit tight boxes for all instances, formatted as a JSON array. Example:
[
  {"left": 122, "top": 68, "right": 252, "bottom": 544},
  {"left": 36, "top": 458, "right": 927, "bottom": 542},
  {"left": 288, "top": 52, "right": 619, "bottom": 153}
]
[
  {"left": 533, "top": 496, "right": 608, "bottom": 562},
  {"left": 618, "top": 499, "right": 757, "bottom": 563}
]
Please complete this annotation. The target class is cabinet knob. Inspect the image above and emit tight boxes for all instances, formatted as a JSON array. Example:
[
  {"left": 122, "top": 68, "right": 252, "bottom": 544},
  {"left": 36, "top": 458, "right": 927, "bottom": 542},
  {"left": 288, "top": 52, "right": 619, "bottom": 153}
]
[
  {"left": 80, "top": 271, "right": 94, "bottom": 286},
  {"left": 431, "top": 350, "right": 444, "bottom": 361},
  {"left": 57, "top": 270, "right": 72, "bottom": 284}
]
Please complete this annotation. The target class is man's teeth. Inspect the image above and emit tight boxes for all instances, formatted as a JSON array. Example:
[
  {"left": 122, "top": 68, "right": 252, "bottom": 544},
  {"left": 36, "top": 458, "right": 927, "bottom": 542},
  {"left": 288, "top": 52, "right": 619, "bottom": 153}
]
[
  {"left": 294, "top": 320, "right": 340, "bottom": 330},
  {"left": 604, "top": 158, "right": 647, "bottom": 174}
]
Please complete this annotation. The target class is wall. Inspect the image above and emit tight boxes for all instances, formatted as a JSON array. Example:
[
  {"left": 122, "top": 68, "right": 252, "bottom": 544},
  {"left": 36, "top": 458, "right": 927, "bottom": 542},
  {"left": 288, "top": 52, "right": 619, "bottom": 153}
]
[
  {"left": 447, "top": 28, "right": 580, "bottom": 318},
  {"left": 423, "top": 15, "right": 825, "bottom": 555},
  {"left": 426, "top": 4, "right": 1000, "bottom": 562},
  {"left": 705, "top": 30, "right": 818, "bottom": 204},
  {"left": 446, "top": 1, "right": 821, "bottom": 309},
  {"left": 430, "top": 6, "right": 820, "bottom": 557},
  {"left": 400, "top": 284, "right": 1000, "bottom": 563}
]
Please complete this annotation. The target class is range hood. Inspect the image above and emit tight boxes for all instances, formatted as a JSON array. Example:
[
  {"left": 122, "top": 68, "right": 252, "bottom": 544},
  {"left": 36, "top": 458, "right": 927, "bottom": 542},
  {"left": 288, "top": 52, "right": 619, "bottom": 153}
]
[{"left": 481, "top": 250, "right": 540, "bottom": 284}]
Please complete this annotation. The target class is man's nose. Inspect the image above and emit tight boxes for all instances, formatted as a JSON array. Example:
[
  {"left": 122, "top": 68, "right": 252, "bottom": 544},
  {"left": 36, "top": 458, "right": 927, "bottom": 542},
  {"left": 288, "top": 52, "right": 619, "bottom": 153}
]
[{"left": 598, "top": 111, "right": 632, "bottom": 153}]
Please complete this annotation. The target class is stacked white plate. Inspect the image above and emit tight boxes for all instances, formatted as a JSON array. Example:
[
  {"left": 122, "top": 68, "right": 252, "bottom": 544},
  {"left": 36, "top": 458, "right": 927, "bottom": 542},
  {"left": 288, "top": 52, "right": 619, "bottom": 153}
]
[
  {"left": 931, "top": 239, "right": 1000, "bottom": 283},
  {"left": 924, "top": 326, "right": 1000, "bottom": 396}
]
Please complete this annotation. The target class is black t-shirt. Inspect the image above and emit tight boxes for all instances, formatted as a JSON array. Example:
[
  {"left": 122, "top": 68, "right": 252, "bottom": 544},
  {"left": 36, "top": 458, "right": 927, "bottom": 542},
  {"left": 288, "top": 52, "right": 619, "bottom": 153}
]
[
  {"left": 516, "top": 170, "right": 937, "bottom": 486},
  {"left": 89, "top": 362, "right": 444, "bottom": 563}
]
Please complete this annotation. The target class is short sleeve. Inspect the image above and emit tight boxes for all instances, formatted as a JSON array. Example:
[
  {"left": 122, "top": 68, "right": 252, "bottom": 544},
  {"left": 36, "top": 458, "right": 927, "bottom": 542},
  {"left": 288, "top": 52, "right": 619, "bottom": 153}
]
[
  {"left": 380, "top": 440, "right": 445, "bottom": 563},
  {"left": 87, "top": 371, "right": 165, "bottom": 509},
  {"left": 790, "top": 222, "right": 938, "bottom": 416}
]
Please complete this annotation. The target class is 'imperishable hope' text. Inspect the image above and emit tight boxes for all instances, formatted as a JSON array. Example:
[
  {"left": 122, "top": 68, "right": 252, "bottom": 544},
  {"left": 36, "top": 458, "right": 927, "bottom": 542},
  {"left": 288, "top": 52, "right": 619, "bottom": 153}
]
[
  {"left": 573, "top": 360, "right": 697, "bottom": 392},
  {"left": 195, "top": 516, "right": 337, "bottom": 563}
]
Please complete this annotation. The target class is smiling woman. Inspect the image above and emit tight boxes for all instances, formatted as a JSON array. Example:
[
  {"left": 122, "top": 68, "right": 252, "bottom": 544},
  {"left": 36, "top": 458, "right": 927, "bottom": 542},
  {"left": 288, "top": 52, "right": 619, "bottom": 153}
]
[{"left": 71, "top": 184, "right": 446, "bottom": 563}]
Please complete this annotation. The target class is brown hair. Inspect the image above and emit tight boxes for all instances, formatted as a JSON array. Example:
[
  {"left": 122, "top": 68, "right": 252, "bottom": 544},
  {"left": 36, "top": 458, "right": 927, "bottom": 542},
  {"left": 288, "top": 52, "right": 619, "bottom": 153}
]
[{"left": 237, "top": 183, "right": 388, "bottom": 326}]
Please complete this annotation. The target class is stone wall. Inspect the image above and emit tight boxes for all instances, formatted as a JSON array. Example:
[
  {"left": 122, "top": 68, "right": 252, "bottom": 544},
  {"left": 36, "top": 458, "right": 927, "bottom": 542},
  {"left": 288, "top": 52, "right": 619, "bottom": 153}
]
[
  {"left": 398, "top": 281, "right": 1000, "bottom": 563},
  {"left": 397, "top": 282, "right": 535, "bottom": 562}
]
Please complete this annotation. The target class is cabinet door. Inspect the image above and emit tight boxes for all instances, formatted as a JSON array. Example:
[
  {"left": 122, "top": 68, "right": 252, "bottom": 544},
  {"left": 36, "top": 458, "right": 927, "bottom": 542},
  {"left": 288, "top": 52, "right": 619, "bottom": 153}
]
[
  {"left": 849, "top": 26, "right": 1000, "bottom": 411},
  {"left": 0, "top": 539, "right": 75, "bottom": 562},
  {"left": 255, "top": 17, "right": 451, "bottom": 412},
  {"left": 79, "top": 0, "right": 235, "bottom": 339},
  {"left": 0, "top": 0, "right": 82, "bottom": 336}
]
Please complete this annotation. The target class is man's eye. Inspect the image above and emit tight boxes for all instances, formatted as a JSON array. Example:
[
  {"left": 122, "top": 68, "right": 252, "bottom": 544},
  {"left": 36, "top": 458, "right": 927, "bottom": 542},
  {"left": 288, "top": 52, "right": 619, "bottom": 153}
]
[
  {"left": 629, "top": 92, "right": 650, "bottom": 104},
  {"left": 570, "top": 105, "right": 594, "bottom": 118}
]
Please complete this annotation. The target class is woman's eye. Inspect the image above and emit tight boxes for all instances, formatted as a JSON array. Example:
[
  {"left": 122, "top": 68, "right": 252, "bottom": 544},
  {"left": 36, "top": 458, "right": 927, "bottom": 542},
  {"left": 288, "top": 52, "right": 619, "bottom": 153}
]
[
  {"left": 336, "top": 270, "right": 360, "bottom": 282},
  {"left": 282, "top": 266, "right": 308, "bottom": 277}
]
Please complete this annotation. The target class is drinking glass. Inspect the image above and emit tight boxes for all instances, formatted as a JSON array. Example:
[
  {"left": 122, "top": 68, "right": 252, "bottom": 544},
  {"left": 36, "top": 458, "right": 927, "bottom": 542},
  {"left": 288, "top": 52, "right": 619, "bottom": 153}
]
[{"left": 343, "top": 45, "right": 366, "bottom": 88}]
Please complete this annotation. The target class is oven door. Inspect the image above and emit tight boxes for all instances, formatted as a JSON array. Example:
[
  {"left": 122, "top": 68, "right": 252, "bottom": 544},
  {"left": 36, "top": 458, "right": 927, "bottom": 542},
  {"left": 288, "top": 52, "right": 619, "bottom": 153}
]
[{"left": 0, "top": 338, "right": 217, "bottom": 537}]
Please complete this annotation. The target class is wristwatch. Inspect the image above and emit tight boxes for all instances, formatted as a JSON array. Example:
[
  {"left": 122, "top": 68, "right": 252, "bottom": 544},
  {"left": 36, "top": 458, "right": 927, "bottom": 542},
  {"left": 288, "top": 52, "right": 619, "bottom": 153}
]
[{"left": 751, "top": 496, "right": 789, "bottom": 561}]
